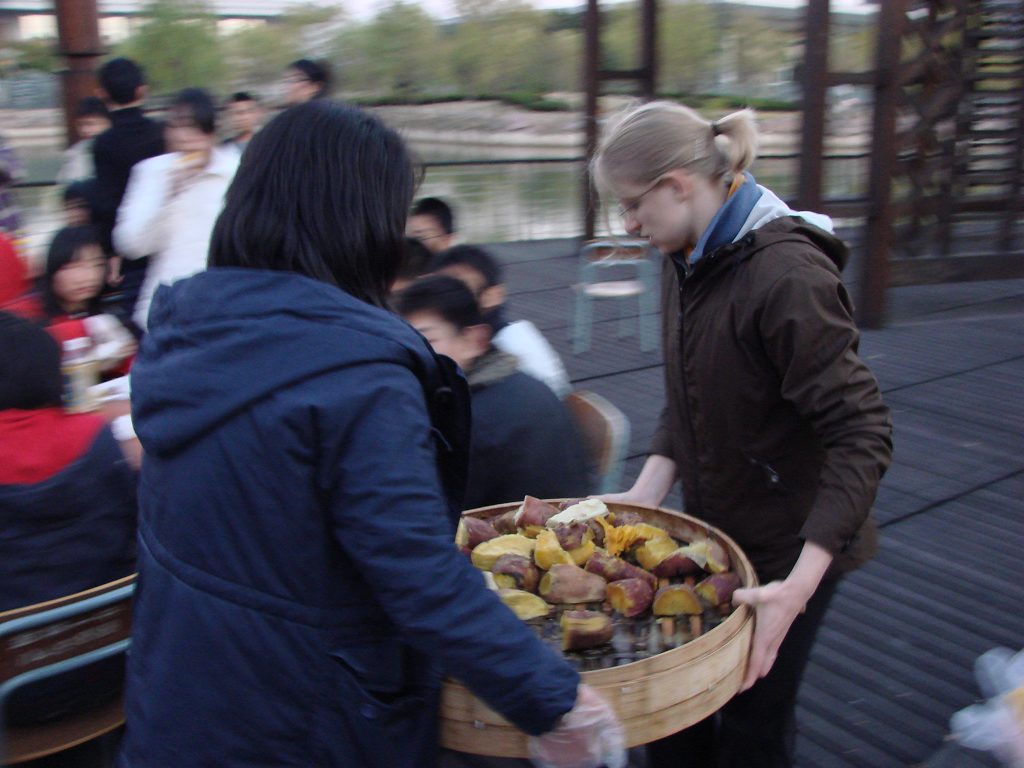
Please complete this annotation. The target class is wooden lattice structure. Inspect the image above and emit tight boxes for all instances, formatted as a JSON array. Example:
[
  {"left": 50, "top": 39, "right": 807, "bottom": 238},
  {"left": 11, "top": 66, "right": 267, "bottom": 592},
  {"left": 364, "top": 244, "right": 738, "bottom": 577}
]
[{"left": 803, "top": 0, "right": 1024, "bottom": 325}]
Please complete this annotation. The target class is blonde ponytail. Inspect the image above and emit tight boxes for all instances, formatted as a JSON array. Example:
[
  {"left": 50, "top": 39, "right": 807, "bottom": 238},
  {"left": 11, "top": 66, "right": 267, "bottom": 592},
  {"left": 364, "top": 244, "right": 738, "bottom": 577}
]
[{"left": 593, "top": 101, "right": 759, "bottom": 195}]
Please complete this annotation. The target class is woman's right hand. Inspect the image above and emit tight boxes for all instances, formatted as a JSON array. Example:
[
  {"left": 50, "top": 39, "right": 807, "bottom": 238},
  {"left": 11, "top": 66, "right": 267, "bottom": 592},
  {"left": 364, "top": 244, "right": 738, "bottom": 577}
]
[{"left": 527, "top": 684, "right": 626, "bottom": 768}]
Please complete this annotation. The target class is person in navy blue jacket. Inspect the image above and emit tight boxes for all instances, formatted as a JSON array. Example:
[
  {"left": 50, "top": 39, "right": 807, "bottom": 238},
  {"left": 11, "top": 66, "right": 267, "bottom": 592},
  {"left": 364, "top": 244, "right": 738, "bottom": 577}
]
[{"left": 118, "top": 101, "right": 622, "bottom": 768}]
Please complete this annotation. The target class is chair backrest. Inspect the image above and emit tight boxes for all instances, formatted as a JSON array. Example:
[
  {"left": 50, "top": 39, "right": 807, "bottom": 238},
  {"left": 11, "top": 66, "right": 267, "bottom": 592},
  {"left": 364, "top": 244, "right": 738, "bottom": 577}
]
[
  {"left": 0, "top": 575, "right": 136, "bottom": 764},
  {"left": 578, "top": 239, "right": 658, "bottom": 289},
  {"left": 565, "top": 389, "right": 631, "bottom": 494}
]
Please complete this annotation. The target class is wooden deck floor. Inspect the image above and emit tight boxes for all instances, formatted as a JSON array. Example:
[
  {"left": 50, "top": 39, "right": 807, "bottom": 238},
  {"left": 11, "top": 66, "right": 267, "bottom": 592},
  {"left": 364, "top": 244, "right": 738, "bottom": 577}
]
[{"left": 489, "top": 237, "right": 1024, "bottom": 767}]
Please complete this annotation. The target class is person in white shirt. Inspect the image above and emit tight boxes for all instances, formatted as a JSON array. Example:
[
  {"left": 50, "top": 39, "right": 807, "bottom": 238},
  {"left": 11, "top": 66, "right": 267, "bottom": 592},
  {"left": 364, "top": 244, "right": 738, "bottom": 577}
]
[
  {"left": 114, "top": 88, "right": 239, "bottom": 330},
  {"left": 431, "top": 244, "right": 571, "bottom": 398},
  {"left": 55, "top": 97, "right": 110, "bottom": 185}
]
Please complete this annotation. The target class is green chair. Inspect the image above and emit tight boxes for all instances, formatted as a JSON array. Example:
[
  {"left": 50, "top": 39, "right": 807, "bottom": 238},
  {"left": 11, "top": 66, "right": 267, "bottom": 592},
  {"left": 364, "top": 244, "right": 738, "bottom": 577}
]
[{"left": 571, "top": 239, "right": 658, "bottom": 354}]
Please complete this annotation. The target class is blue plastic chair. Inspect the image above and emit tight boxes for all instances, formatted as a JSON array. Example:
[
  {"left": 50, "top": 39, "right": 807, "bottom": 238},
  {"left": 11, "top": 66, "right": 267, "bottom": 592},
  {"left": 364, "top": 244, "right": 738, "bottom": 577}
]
[
  {"left": 0, "top": 575, "right": 135, "bottom": 765},
  {"left": 571, "top": 239, "right": 658, "bottom": 354}
]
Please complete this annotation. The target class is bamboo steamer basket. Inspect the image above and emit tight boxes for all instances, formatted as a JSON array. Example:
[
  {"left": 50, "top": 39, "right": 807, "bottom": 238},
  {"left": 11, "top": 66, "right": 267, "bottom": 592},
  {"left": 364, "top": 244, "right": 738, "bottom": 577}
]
[{"left": 440, "top": 500, "right": 758, "bottom": 757}]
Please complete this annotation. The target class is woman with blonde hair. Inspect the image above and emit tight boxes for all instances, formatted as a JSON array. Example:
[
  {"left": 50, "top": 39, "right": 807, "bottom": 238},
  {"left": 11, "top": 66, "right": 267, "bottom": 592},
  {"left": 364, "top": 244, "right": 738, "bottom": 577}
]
[{"left": 595, "top": 101, "right": 893, "bottom": 767}]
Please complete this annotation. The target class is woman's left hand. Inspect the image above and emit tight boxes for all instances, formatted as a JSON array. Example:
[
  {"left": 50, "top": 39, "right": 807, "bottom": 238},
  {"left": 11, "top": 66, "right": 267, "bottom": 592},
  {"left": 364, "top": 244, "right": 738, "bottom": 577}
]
[
  {"left": 732, "top": 580, "right": 807, "bottom": 691},
  {"left": 732, "top": 539, "right": 834, "bottom": 692}
]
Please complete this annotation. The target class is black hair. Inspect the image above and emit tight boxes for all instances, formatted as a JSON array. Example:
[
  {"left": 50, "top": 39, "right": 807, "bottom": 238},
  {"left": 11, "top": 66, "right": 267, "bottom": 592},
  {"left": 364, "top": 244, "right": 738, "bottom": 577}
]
[
  {"left": 289, "top": 59, "right": 331, "bottom": 96},
  {"left": 208, "top": 100, "right": 417, "bottom": 308},
  {"left": 395, "top": 274, "right": 483, "bottom": 330},
  {"left": 430, "top": 244, "right": 503, "bottom": 288},
  {"left": 397, "top": 237, "right": 435, "bottom": 282},
  {"left": 42, "top": 225, "right": 103, "bottom": 317},
  {"left": 411, "top": 196, "right": 455, "bottom": 235},
  {"left": 169, "top": 87, "right": 217, "bottom": 135},
  {"left": 230, "top": 91, "right": 258, "bottom": 103},
  {"left": 74, "top": 96, "right": 109, "bottom": 119},
  {"left": 0, "top": 311, "right": 63, "bottom": 410},
  {"left": 63, "top": 180, "right": 92, "bottom": 205},
  {"left": 98, "top": 57, "right": 146, "bottom": 106}
]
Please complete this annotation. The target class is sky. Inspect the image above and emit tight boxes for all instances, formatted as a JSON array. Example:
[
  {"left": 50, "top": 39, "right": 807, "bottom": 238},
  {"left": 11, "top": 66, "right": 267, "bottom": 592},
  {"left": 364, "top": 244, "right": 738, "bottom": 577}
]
[{"left": 340, "top": 0, "right": 876, "bottom": 21}]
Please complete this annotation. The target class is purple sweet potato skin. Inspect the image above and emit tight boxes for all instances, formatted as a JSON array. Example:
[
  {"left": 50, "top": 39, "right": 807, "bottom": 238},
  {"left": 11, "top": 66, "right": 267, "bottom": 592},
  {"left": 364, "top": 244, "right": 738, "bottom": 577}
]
[
  {"left": 607, "top": 578, "right": 654, "bottom": 618},
  {"left": 552, "top": 521, "right": 590, "bottom": 550},
  {"left": 515, "top": 495, "right": 560, "bottom": 528},
  {"left": 492, "top": 554, "right": 540, "bottom": 593},
  {"left": 463, "top": 517, "right": 500, "bottom": 549},
  {"left": 491, "top": 510, "right": 519, "bottom": 535},
  {"left": 540, "top": 564, "right": 607, "bottom": 603},
  {"left": 585, "top": 549, "right": 657, "bottom": 589}
]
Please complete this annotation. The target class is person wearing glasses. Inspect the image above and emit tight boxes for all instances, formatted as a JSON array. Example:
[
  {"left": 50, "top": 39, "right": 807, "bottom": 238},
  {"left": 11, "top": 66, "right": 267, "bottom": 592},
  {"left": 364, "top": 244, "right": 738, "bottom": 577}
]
[
  {"left": 281, "top": 58, "right": 332, "bottom": 106},
  {"left": 594, "top": 101, "right": 892, "bottom": 768}
]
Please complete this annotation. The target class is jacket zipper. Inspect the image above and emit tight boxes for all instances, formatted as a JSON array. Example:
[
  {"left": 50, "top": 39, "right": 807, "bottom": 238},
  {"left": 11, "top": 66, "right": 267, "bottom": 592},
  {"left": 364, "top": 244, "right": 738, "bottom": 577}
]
[{"left": 675, "top": 257, "right": 704, "bottom": 513}]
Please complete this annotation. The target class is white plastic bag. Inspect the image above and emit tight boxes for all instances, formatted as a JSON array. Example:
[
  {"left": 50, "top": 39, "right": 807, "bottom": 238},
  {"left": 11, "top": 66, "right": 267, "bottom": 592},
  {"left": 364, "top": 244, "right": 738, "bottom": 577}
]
[{"left": 950, "top": 647, "right": 1024, "bottom": 767}]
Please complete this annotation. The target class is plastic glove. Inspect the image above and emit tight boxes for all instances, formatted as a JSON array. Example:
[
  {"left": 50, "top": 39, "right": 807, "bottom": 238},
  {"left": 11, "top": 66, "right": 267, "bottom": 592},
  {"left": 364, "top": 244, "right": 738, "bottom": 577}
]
[{"left": 527, "top": 684, "right": 626, "bottom": 768}]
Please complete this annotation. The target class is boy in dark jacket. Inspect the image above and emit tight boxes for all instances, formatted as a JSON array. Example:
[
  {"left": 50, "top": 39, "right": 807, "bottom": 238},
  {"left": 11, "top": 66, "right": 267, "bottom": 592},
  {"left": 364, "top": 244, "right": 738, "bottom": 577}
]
[{"left": 397, "top": 275, "right": 590, "bottom": 509}]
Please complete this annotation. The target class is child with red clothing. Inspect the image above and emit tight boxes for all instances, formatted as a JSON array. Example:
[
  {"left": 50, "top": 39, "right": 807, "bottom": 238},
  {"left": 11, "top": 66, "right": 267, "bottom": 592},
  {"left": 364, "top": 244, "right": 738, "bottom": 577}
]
[{"left": 41, "top": 225, "right": 136, "bottom": 375}]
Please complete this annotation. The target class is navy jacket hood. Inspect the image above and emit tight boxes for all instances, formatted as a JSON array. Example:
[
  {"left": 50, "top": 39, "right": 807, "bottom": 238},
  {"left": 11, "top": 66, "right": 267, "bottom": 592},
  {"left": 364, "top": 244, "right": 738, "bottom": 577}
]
[{"left": 132, "top": 268, "right": 438, "bottom": 457}]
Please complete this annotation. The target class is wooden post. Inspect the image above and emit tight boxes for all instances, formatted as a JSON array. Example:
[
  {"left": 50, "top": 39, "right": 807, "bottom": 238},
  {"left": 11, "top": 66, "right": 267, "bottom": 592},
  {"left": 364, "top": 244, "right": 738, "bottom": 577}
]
[
  {"left": 582, "top": 0, "right": 601, "bottom": 241},
  {"left": 54, "top": 0, "right": 104, "bottom": 147},
  {"left": 859, "top": 0, "right": 905, "bottom": 328},
  {"left": 797, "top": 0, "right": 830, "bottom": 211}
]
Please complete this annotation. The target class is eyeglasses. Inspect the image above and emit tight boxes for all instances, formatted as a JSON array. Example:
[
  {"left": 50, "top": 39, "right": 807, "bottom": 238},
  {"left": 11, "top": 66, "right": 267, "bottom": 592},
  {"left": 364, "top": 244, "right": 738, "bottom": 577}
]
[{"left": 617, "top": 178, "right": 664, "bottom": 219}]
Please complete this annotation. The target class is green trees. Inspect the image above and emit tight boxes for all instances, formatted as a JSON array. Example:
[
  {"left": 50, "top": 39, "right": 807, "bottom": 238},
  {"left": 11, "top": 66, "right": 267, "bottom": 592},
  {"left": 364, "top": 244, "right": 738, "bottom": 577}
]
[{"left": 116, "top": 1, "right": 224, "bottom": 94}]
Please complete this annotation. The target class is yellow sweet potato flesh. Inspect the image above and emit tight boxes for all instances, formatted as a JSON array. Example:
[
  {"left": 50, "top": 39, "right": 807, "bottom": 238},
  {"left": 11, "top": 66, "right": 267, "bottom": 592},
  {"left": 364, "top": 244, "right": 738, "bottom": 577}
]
[
  {"left": 471, "top": 534, "right": 536, "bottom": 571},
  {"left": 534, "top": 529, "right": 574, "bottom": 570},
  {"left": 498, "top": 589, "right": 551, "bottom": 621},
  {"left": 652, "top": 584, "right": 703, "bottom": 616},
  {"left": 634, "top": 536, "right": 678, "bottom": 571}
]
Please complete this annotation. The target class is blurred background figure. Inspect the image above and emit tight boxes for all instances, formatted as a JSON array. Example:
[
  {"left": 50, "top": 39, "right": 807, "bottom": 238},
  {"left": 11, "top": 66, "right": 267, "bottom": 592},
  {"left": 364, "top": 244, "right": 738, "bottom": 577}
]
[
  {"left": 390, "top": 236, "right": 435, "bottom": 295},
  {"left": 432, "top": 244, "right": 570, "bottom": 397},
  {"left": 223, "top": 91, "right": 264, "bottom": 154},
  {"left": 56, "top": 96, "right": 111, "bottom": 185},
  {"left": 281, "top": 58, "right": 331, "bottom": 105},
  {"left": 397, "top": 274, "right": 589, "bottom": 509},
  {"left": 0, "top": 133, "right": 25, "bottom": 237},
  {"left": 0, "top": 233, "right": 42, "bottom": 320},
  {"left": 92, "top": 57, "right": 166, "bottom": 325},
  {"left": 0, "top": 310, "right": 137, "bottom": 728},
  {"left": 114, "top": 87, "right": 239, "bottom": 331},
  {"left": 40, "top": 225, "right": 136, "bottom": 376},
  {"left": 408, "top": 196, "right": 456, "bottom": 255},
  {"left": 63, "top": 180, "right": 97, "bottom": 227}
]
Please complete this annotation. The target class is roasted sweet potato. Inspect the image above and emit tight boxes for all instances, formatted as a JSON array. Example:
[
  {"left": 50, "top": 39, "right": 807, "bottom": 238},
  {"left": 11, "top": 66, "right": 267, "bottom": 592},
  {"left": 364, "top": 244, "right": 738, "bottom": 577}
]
[
  {"left": 600, "top": 519, "right": 673, "bottom": 557},
  {"left": 491, "top": 510, "right": 518, "bottom": 535},
  {"left": 634, "top": 535, "right": 679, "bottom": 571},
  {"left": 584, "top": 549, "right": 657, "bottom": 589},
  {"left": 650, "top": 541, "right": 707, "bottom": 578},
  {"left": 652, "top": 584, "right": 703, "bottom": 616},
  {"left": 552, "top": 521, "right": 590, "bottom": 551},
  {"left": 534, "top": 529, "right": 574, "bottom": 570},
  {"left": 704, "top": 538, "right": 731, "bottom": 573},
  {"left": 471, "top": 534, "right": 536, "bottom": 571},
  {"left": 514, "top": 496, "right": 559, "bottom": 532},
  {"left": 455, "top": 517, "right": 500, "bottom": 550},
  {"left": 695, "top": 572, "right": 742, "bottom": 606},
  {"left": 539, "top": 563, "right": 607, "bottom": 604},
  {"left": 492, "top": 554, "right": 540, "bottom": 593},
  {"left": 558, "top": 498, "right": 585, "bottom": 510},
  {"left": 587, "top": 517, "right": 606, "bottom": 548},
  {"left": 607, "top": 578, "right": 654, "bottom": 618},
  {"left": 609, "top": 510, "right": 644, "bottom": 527},
  {"left": 567, "top": 538, "right": 596, "bottom": 567},
  {"left": 560, "top": 610, "right": 614, "bottom": 651},
  {"left": 498, "top": 589, "right": 551, "bottom": 621}
]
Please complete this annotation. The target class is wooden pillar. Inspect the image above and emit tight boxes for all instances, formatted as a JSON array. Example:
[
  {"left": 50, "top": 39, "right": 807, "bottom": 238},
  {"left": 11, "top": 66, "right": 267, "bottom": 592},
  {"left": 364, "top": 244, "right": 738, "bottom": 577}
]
[
  {"left": 859, "top": 0, "right": 905, "bottom": 328},
  {"left": 797, "top": 0, "right": 830, "bottom": 210},
  {"left": 582, "top": 0, "right": 601, "bottom": 241},
  {"left": 55, "top": 0, "right": 104, "bottom": 147}
]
